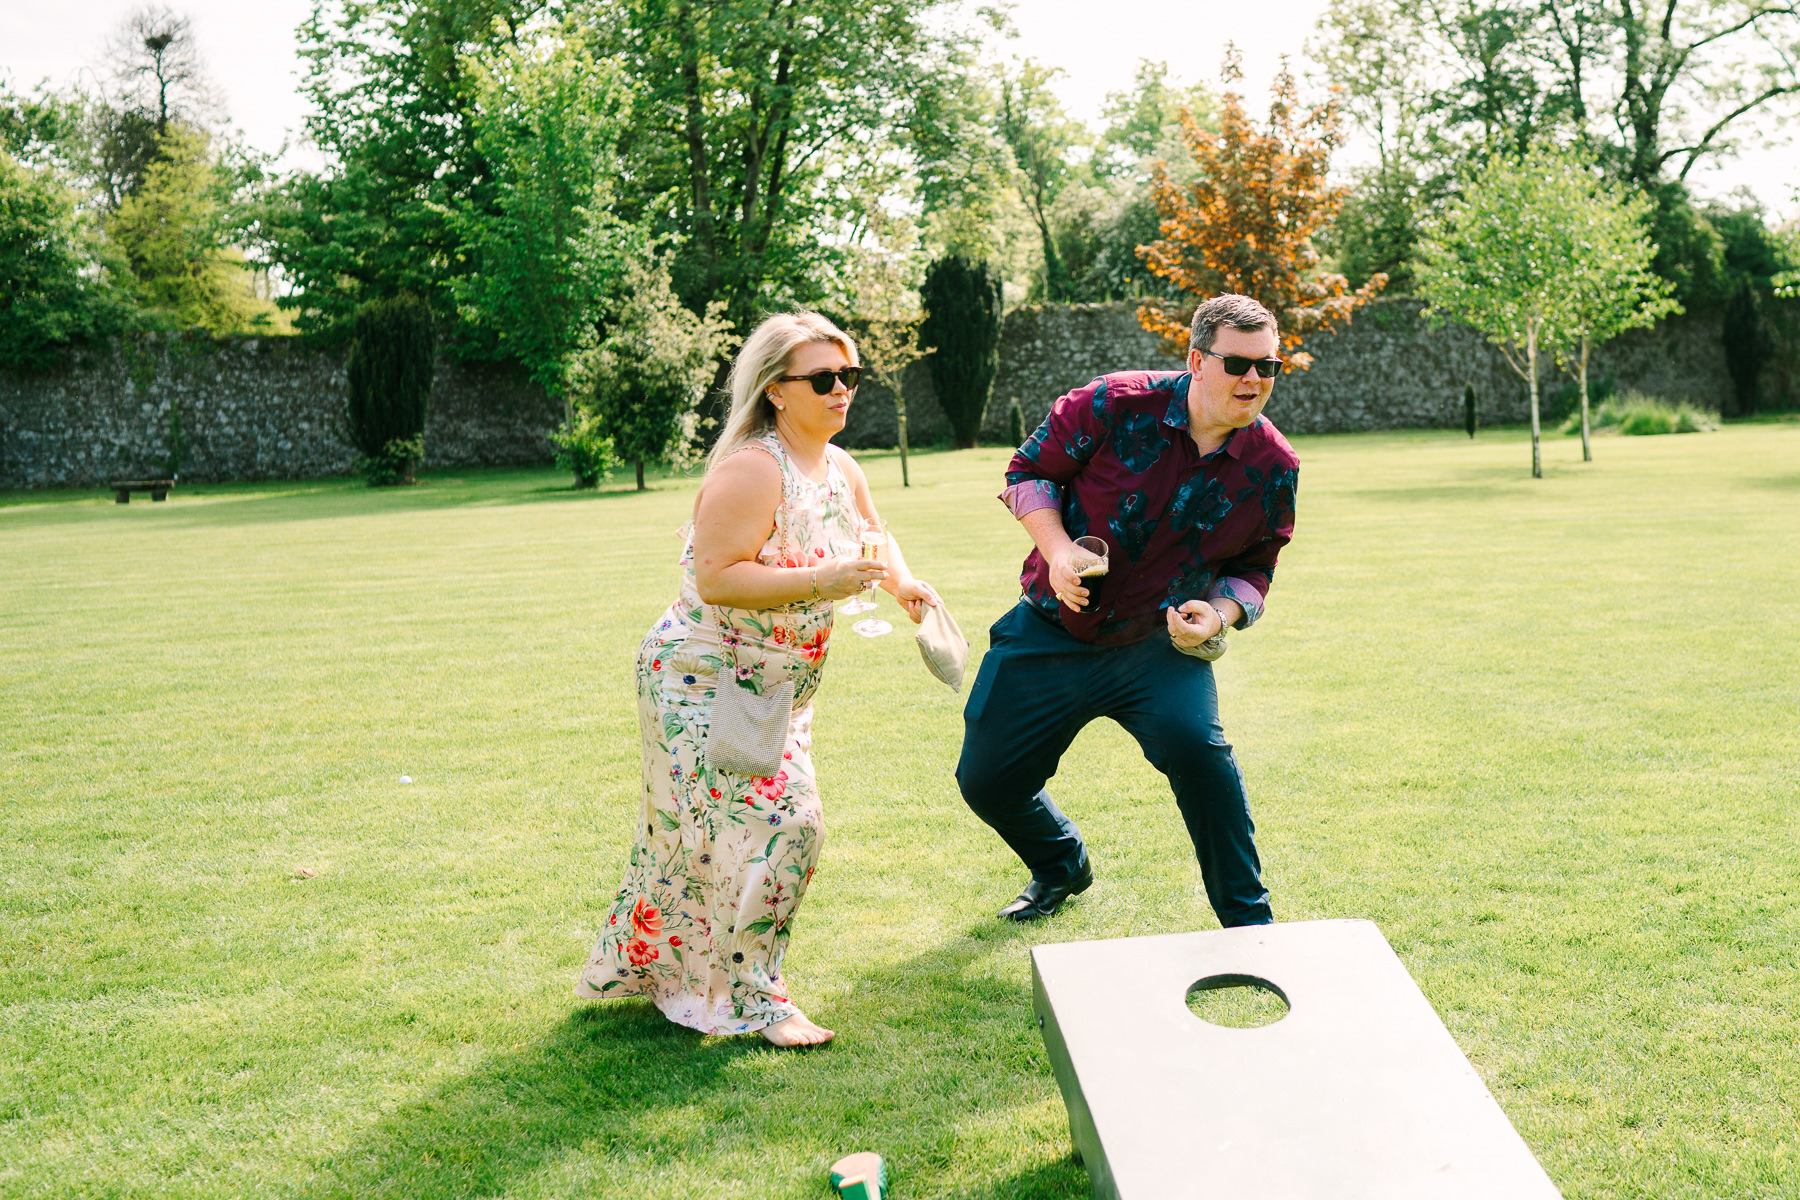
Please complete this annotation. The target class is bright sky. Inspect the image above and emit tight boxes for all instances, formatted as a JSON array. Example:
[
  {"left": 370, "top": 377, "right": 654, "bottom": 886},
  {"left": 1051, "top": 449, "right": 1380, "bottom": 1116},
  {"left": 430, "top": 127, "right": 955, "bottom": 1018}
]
[{"left": 2, "top": 0, "right": 1792, "bottom": 215}]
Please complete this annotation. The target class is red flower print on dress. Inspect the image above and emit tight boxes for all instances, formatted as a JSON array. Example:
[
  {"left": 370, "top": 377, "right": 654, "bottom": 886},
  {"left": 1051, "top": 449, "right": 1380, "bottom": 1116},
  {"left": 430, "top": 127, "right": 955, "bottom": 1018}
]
[
  {"left": 630, "top": 895, "right": 664, "bottom": 938},
  {"left": 667, "top": 935, "right": 682, "bottom": 947},
  {"left": 752, "top": 771, "right": 789, "bottom": 802},
  {"left": 625, "top": 937, "right": 657, "bottom": 966},
  {"left": 798, "top": 626, "right": 829, "bottom": 664}
]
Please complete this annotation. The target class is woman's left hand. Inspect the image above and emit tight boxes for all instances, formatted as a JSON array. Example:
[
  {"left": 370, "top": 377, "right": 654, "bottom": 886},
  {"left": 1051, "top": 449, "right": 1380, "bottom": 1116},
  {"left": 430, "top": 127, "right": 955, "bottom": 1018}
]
[{"left": 892, "top": 578, "right": 941, "bottom": 624}]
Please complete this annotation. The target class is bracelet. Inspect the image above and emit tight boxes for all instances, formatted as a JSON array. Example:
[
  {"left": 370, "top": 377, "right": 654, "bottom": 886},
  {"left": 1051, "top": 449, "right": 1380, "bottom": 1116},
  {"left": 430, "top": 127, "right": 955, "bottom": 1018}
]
[
  {"left": 808, "top": 567, "right": 821, "bottom": 601},
  {"left": 1209, "top": 604, "right": 1232, "bottom": 639}
]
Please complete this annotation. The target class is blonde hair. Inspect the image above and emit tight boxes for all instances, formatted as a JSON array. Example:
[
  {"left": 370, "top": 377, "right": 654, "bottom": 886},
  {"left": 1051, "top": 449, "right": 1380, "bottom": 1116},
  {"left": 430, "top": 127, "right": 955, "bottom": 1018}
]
[{"left": 706, "top": 312, "right": 858, "bottom": 473}]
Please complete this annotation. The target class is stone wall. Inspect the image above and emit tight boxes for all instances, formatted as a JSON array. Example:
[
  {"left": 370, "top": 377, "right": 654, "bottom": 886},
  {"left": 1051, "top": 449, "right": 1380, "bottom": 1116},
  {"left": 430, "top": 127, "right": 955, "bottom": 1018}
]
[
  {"left": 3, "top": 298, "right": 1787, "bottom": 486},
  {"left": 0, "top": 332, "right": 560, "bottom": 488},
  {"left": 840, "top": 297, "right": 1745, "bottom": 447}
]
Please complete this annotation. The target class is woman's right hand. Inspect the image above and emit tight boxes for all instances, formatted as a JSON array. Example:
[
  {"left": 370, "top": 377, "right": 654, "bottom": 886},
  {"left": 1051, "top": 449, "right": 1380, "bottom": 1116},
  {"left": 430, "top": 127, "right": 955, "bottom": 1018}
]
[{"left": 815, "top": 555, "right": 886, "bottom": 601}]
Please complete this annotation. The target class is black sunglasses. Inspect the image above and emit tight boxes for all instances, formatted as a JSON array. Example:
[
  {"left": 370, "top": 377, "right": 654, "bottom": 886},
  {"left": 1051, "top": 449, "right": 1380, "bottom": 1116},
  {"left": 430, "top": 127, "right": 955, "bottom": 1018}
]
[
  {"left": 778, "top": 366, "right": 862, "bottom": 394},
  {"left": 1201, "top": 350, "right": 1285, "bottom": 379}
]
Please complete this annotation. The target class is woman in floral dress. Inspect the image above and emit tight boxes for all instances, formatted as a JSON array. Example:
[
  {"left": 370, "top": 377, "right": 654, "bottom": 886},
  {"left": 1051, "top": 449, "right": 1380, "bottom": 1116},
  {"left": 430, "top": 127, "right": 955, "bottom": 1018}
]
[{"left": 577, "top": 312, "right": 939, "bottom": 1047}]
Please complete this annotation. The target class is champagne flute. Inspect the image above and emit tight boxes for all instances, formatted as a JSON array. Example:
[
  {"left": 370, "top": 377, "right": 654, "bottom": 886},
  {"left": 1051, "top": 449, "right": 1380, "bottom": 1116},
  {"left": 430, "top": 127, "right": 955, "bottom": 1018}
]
[
  {"left": 838, "top": 516, "right": 882, "bottom": 615},
  {"left": 849, "top": 517, "right": 894, "bottom": 636}
]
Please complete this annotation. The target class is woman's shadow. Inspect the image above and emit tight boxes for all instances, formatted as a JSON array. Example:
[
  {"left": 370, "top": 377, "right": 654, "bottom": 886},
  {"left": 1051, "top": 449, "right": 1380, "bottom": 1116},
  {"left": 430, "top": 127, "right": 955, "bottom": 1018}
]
[{"left": 294, "top": 925, "right": 1091, "bottom": 1199}]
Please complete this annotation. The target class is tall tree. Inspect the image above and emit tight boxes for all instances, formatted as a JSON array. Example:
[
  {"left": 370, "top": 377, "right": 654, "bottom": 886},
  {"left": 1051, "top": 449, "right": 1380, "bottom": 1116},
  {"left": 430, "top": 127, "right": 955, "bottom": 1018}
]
[
  {"left": 605, "top": 0, "right": 959, "bottom": 335},
  {"left": 68, "top": 5, "right": 224, "bottom": 213},
  {"left": 264, "top": 0, "right": 545, "bottom": 341},
  {"left": 1313, "top": 0, "right": 1800, "bottom": 300},
  {"left": 1137, "top": 51, "right": 1384, "bottom": 368},
  {"left": 109, "top": 126, "right": 268, "bottom": 333},
  {"left": 345, "top": 294, "right": 435, "bottom": 485},
  {"left": 451, "top": 25, "right": 636, "bottom": 417},
  {"left": 1414, "top": 143, "right": 1592, "bottom": 478},
  {"left": 994, "top": 59, "right": 1085, "bottom": 302},
  {"left": 843, "top": 202, "right": 927, "bottom": 485},
  {"left": 1045, "top": 61, "right": 1215, "bottom": 304},
  {"left": 1311, "top": 0, "right": 1447, "bottom": 289},
  {"left": 1553, "top": 177, "right": 1681, "bottom": 458},
  {"left": 919, "top": 255, "right": 1002, "bottom": 449},
  {"left": 103, "top": 5, "right": 219, "bottom": 137}
]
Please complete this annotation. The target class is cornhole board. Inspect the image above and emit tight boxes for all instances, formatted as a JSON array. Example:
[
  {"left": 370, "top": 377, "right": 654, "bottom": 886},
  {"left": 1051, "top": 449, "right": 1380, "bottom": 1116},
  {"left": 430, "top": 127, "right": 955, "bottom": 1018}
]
[{"left": 1030, "top": 919, "right": 1562, "bottom": 1200}]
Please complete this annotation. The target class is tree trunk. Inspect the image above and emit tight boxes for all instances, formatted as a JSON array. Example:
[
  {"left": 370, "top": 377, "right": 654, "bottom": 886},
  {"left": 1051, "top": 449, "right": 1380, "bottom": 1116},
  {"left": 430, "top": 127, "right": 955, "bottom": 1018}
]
[
  {"left": 636, "top": 460, "right": 646, "bottom": 491},
  {"left": 1578, "top": 336, "right": 1593, "bottom": 463},
  {"left": 1528, "top": 320, "right": 1542, "bottom": 480},
  {"left": 895, "top": 390, "right": 910, "bottom": 487}
]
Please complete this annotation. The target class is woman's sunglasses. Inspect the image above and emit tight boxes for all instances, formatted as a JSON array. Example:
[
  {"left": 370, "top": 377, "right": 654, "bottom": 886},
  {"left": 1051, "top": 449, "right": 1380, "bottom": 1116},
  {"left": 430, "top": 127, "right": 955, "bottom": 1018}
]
[
  {"left": 778, "top": 366, "right": 862, "bottom": 394},
  {"left": 1201, "top": 350, "right": 1285, "bottom": 379}
]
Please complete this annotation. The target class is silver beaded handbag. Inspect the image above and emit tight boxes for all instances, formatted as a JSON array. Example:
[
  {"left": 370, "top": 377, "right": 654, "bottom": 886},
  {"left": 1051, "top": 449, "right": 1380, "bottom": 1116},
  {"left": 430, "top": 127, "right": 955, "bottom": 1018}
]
[
  {"left": 706, "top": 487, "right": 797, "bottom": 778},
  {"left": 708, "top": 670, "right": 795, "bottom": 778}
]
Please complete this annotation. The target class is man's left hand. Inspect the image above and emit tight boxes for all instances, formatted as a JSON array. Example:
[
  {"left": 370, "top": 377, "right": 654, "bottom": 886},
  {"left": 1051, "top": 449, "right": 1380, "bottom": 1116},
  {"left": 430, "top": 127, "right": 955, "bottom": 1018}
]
[{"left": 1167, "top": 600, "right": 1226, "bottom": 651}]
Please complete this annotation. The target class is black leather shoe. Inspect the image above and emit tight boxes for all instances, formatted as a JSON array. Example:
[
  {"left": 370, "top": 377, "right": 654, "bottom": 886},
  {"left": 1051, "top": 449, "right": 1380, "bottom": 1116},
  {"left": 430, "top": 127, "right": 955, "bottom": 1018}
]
[{"left": 997, "top": 862, "right": 1094, "bottom": 922}]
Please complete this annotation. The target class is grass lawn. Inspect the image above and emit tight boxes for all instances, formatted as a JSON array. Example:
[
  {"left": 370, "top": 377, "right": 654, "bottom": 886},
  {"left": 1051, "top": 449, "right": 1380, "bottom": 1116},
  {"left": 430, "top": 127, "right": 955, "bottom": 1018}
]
[{"left": 3, "top": 423, "right": 1798, "bottom": 1199}]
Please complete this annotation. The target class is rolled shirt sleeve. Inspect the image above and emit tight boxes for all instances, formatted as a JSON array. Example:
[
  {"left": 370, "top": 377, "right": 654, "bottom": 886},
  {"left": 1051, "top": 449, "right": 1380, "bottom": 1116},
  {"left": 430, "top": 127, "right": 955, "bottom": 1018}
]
[
  {"left": 1206, "top": 462, "right": 1297, "bottom": 629},
  {"left": 998, "top": 380, "right": 1109, "bottom": 517}
]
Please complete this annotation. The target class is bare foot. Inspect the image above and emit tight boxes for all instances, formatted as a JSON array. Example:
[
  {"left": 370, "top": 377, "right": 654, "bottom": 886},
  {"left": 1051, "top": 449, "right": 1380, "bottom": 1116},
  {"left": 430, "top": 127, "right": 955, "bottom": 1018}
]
[{"left": 759, "top": 1011, "right": 835, "bottom": 1047}]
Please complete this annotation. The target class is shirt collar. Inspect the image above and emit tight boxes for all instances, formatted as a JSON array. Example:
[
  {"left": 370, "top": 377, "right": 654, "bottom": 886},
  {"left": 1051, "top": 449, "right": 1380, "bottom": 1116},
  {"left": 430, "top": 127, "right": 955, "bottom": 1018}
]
[
  {"left": 1163, "top": 374, "right": 1192, "bottom": 430},
  {"left": 1166, "top": 374, "right": 1263, "bottom": 459}
]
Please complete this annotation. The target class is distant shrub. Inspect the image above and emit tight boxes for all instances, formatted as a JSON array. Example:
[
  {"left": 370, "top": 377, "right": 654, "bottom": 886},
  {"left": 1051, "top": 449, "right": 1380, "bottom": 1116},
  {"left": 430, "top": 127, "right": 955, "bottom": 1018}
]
[
  {"left": 551, "top": 409, "right": 617, "bottom": 488},
  {"left": 1006, "top": 399, "right": 1024, "bottom": 447},
  {"left": 1549, "top": 374, "right": 1614, "bottom": 426},
  {"left": 1562, "top": 390, "right": 1717, "bottom": 437},
  {"left": 346, "top": 295, "right": 434, "bottom": 485}
]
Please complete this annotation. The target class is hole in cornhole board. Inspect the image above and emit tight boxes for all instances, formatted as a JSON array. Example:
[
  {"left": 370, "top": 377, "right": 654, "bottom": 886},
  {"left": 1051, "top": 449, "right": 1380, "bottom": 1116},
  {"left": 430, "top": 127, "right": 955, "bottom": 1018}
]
[{"left": 1185, "top": 973, "right": 1289, "bottom": 1028}]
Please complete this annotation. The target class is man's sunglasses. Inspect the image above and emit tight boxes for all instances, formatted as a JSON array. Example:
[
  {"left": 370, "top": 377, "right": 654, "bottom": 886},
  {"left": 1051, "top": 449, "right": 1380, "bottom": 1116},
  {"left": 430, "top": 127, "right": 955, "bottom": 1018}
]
[
  {"left": 1200, "top": 350, "right": 1285, "bottom": 379},
  {"left": 778, "top": 366, "right": 863, "bottom": 394}
]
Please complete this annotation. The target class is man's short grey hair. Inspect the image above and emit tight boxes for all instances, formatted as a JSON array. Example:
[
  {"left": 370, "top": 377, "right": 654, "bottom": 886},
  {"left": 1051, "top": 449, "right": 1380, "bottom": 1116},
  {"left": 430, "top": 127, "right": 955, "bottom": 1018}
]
[{"left": 1189, "top": 294, "right": 1279, "bottom": 354}]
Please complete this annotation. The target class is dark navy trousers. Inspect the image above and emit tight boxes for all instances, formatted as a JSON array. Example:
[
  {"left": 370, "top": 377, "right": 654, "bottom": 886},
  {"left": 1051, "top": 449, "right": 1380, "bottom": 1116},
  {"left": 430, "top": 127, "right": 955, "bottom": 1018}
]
[{"left": 955, "top": 601, "right": 1272, "bottom": 927}]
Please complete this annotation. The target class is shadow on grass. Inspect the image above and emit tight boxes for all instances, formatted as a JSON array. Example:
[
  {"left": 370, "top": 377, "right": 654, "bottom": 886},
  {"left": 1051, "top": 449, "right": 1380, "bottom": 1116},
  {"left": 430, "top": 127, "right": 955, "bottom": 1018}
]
[
  {"left": 296, "top": 1001, "right": 760, "bottom": 1199},
  {"left": 0, "top": 467, "right": 700, "bottom": 530},
  {"left": 293, "top": 923, "right": 1089, "bottom": 1200},
  {"left": 1746, "top": 473, "right": 1800, "bottom": 491}
]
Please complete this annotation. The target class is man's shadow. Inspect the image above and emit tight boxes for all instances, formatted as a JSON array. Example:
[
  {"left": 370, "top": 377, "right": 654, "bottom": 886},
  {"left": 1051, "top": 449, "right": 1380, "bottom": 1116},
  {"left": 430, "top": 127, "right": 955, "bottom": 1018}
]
[{"left": 294, "top": 924, "right": 1091, "bottom": 1199}]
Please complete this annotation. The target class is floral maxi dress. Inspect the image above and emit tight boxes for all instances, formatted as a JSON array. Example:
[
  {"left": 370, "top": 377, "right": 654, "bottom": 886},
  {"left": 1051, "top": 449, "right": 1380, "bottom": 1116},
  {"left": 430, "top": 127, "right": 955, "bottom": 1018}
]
[{"left": 576, "top": 434, "right": 861, "bottom": 1033}]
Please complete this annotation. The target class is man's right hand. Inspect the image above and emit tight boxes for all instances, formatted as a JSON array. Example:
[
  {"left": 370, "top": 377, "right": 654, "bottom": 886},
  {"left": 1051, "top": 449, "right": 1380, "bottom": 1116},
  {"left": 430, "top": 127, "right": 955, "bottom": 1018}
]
[{"left": 1048, "top": 547, "right": 1090, "bottom": 611}]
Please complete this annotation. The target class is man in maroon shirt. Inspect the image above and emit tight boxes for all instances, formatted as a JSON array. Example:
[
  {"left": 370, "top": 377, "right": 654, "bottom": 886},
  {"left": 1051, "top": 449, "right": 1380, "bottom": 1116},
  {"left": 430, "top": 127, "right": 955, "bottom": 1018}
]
[{"left": 957, "top": 294, "right": 1297, "bottom": 925}]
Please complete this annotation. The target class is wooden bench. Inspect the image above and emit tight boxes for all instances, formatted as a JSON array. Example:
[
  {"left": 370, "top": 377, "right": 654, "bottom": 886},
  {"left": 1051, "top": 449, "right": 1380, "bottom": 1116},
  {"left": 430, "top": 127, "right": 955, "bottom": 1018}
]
[{"left": 110, "top": 480, "right": 175, "bottom": 504}]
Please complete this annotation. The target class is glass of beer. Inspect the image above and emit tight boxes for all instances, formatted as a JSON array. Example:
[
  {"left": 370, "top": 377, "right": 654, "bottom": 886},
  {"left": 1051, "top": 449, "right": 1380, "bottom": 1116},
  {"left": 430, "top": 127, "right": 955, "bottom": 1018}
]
[{"left": 1068, "top": 535, "right": 1109, "bottom": 598}]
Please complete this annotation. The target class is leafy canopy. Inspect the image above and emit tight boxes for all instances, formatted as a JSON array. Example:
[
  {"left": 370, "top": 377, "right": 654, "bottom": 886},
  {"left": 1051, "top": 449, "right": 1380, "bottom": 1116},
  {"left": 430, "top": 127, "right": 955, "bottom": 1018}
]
[
  {"left": 0, "top": 150, "right": 131, "bottom": 372},
  {"left": 1137, "top": 50, "right": 1384, "bottom": 367},
  {"left": 109, "top": 126, "right": 272, "bottom": 334},
  {"left": 1415, "top": 143, "right": 1602, "bottom": 376},
  {"left": 451, "top": 24, "right": 635, "bottom": 403}
]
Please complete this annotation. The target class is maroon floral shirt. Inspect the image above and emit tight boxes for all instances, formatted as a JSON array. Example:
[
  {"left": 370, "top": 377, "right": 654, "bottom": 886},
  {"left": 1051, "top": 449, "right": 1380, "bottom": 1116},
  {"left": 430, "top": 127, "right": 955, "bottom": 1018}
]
[{"left": 1001, "top": 370, "right": 1298, "bottom": 646}]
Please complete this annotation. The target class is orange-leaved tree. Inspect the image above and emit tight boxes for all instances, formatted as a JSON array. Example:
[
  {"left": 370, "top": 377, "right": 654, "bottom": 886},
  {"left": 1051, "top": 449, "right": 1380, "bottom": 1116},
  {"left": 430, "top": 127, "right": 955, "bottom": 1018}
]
[{"left": 1137, "top": 50, "right": 1385, "bottom": 368}]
